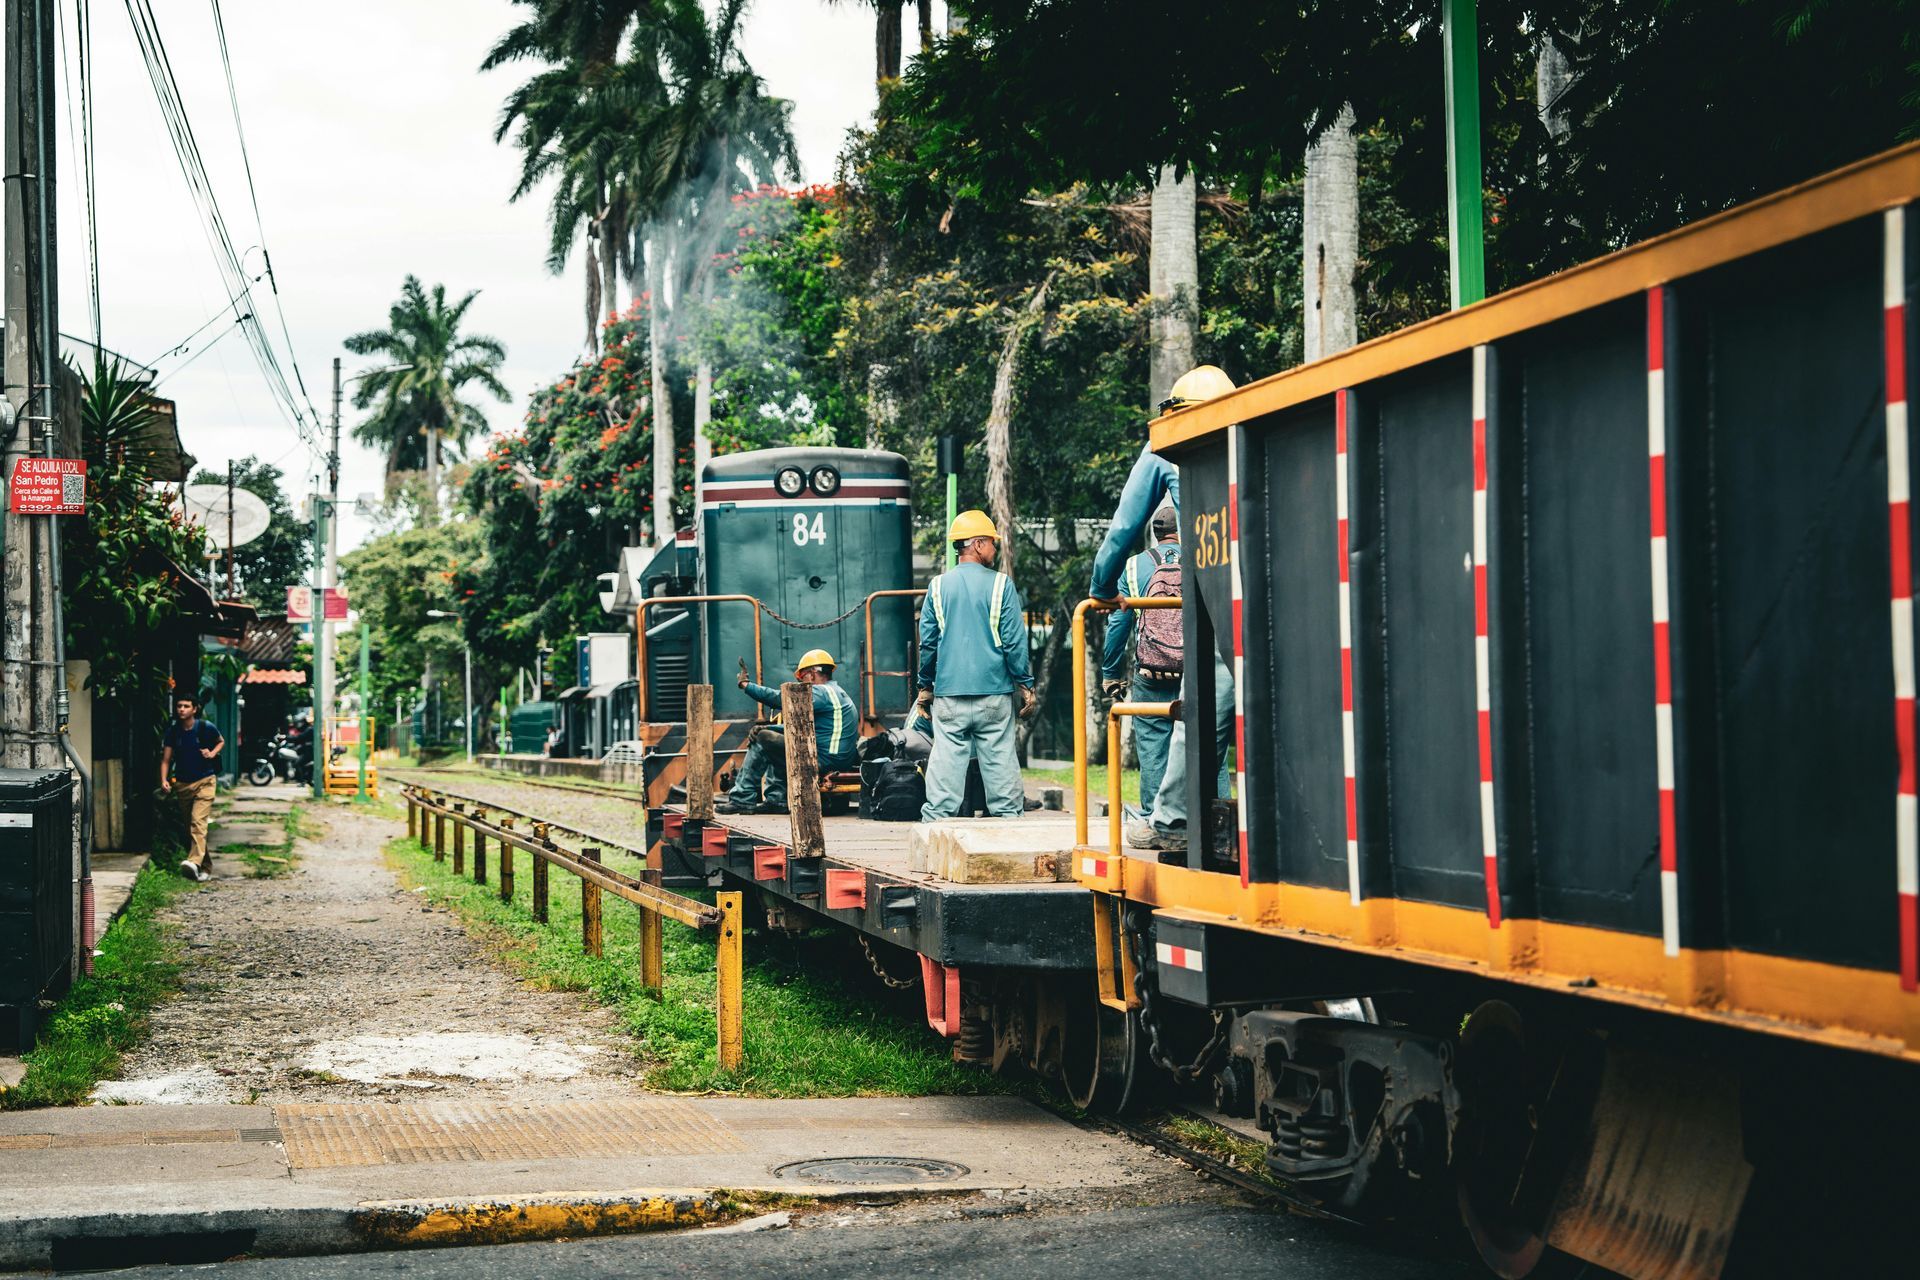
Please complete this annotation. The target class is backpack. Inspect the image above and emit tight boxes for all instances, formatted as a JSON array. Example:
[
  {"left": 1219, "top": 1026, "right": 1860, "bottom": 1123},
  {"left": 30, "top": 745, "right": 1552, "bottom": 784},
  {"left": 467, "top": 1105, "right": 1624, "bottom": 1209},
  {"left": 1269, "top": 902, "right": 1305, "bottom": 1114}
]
[
  {"left": 861, "top": 757, "right": 927, "bottom": 821},
  {"left": 1134, "top": 551, "right": 1185, "bottom": 673}
]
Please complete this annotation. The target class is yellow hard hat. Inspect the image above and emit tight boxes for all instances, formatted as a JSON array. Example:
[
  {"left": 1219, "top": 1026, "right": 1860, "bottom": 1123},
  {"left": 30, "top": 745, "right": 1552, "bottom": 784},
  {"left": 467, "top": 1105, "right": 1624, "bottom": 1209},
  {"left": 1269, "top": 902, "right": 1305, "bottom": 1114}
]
[
  {"left": 795, "top": 648, "right": 836, "bottom": 674},
  {"left": 1159, "top": 364, "right": 1236, "bottom": 413},
  {"left": 948, "top": 509, "right": 1000, "bottom": 543}
]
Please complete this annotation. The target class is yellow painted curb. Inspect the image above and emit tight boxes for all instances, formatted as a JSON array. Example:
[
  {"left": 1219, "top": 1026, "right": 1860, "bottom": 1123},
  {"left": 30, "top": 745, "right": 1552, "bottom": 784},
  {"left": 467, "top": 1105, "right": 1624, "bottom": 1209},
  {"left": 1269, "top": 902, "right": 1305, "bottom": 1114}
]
[{"left": 351, "top": 1191, "right": 728, "bottom": 1248}]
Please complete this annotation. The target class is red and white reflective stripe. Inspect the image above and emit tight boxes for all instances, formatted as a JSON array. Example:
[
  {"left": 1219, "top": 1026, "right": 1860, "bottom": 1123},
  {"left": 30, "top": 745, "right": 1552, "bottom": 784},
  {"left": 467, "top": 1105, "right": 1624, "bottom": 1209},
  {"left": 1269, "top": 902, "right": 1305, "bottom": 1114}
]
[
  {"left": 1229, "top": 425, "right": 1251, "bottom": 888},
  {"left": 1337, "top": 390, "right": 1360, "bottom": 904},
  {"left": 1155, "top": 941, "right": 1204, "bottom": 972},
  {"left": 1080, "top": 855, "right": 1110, "bottom": 879},
  {"left": 1471, "top": 346, "right": 1501, "bottom": 929},
  {"left": 1885, "top": 207, "right": 1918, "bottom": 993},
  {"left": 1647, "top": 287, "right": 1680, "bottom": 958}
]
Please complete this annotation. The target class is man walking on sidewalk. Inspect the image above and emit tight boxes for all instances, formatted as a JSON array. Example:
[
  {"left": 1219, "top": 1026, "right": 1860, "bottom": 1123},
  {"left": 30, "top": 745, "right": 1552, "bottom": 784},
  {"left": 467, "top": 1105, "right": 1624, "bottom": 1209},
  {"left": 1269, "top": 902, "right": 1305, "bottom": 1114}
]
[{"left": 160, "top": 694, "right": 223, "bottom": 882}]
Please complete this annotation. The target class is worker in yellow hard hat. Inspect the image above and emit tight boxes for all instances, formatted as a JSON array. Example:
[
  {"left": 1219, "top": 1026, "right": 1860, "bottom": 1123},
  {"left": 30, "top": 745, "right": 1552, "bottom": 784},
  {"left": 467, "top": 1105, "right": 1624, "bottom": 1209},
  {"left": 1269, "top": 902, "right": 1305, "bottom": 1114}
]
[
  {"left": 719, "top": 648, "right": 860, "bottom": 815},
  {"left": 914, "top": 510, "right": 1036, "bottom": 821},
  {"left": 1091, "top": 365, "right": 1239, "bottom": 857}
]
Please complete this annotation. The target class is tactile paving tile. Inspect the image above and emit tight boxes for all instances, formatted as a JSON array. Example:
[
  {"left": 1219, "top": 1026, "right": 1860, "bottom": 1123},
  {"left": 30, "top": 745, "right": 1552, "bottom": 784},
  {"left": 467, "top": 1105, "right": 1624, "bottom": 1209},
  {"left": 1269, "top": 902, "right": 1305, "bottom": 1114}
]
[{"left": 275, "top": 1100, "right": 746, "bottom": 1169}]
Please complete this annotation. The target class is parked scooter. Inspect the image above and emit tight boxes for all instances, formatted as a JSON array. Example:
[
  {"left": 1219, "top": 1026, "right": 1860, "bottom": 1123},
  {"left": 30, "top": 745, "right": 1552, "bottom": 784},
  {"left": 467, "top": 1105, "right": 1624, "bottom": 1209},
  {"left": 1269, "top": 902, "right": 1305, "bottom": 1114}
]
[{"left": 246, "top": 731, "right": 309, "bottom": 786}]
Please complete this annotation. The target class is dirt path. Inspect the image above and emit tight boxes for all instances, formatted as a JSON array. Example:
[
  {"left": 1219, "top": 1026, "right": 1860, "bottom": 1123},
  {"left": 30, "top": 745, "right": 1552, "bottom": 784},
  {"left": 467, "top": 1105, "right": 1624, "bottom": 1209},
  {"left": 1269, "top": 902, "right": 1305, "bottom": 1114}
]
[{"left": 103, "top": 802, "right": 645, "bottom": 1106}]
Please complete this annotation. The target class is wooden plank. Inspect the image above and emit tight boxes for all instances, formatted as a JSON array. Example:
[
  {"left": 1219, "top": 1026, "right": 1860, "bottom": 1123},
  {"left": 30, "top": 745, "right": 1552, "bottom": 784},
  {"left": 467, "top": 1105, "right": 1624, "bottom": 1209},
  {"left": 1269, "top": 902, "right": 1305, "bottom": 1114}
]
[
  {"left": 686, "top": 684, "right": 715, "bottom": 821},
  {"left": 781, "top": 682, "right": 826, "bottom": 861},
  {"left": 639, "top": 868, "right": 664, "bottom": 991}
]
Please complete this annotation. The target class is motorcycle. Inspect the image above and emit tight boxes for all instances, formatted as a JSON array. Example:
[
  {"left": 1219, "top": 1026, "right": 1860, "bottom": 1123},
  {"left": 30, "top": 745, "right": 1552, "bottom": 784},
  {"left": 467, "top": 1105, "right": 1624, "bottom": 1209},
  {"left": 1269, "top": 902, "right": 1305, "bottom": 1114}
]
[{"left": 246, "top": 731, "right": 310, "bottom": 786}]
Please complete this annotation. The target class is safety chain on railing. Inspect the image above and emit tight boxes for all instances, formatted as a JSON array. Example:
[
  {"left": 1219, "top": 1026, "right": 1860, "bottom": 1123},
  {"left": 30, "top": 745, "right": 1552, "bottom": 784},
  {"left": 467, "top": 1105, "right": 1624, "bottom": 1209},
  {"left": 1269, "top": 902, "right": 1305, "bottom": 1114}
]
[
  {"left": 402, "top": 784, "right": 745, "bottom": 1070},
  {"left": 756, "top": 597, "right": 871, "bottom": 631}
]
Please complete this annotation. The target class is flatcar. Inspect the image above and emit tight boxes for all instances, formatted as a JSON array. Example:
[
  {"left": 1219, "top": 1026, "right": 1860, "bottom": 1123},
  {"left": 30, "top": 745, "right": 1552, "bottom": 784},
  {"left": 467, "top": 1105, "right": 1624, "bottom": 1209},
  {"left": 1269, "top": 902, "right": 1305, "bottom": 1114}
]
[{"left": 1073, "top": 142, "right": 1920, "bottom": 1277}]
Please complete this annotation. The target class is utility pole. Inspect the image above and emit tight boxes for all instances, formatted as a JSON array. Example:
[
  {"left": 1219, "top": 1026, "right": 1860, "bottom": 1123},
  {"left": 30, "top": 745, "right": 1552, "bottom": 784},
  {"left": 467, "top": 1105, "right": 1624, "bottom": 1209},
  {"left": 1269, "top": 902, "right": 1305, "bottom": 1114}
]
[
  {"left": 309, "top": 497, "right": 326, "bottom": 798},
  {"left": 319, "top": 358, "right": 341, "bottom": 756},
  {"left": 225, "top": 459, "right": 236, "bottom": 597},
  {"left": 1442, "top": 0, "right": 1488, "bottom": 309},
  {"left": 3, "top": 0, "right": 60, "bottom": 774}
]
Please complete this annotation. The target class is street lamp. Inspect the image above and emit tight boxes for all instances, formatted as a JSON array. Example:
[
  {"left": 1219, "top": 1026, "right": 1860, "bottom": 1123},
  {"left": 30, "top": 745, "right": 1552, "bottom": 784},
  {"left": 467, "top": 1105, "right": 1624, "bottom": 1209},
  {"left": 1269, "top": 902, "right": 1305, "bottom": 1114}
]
[{"left": 427, "top": 609, "right": 472, "bottom": 763}]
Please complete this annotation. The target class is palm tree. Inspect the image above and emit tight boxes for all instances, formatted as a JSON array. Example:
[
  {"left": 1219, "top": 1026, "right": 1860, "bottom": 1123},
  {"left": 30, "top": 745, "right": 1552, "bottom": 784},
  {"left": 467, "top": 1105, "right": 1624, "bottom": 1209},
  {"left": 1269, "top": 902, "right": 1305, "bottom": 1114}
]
[
  {"left": 486, "top": 1, "right": 660, "bottom": 349},
  {"left": 1302, "top": 104, "right": 1358, "bottom": 361},
  {"left": 345, "top": 276, "right": 509, "bottom": 518},
  {"left": 620, "top": 0, "right": 798, "bottom": 531},
  {"left": 823, "top": 0, "right": 907, "bottom": 93}
]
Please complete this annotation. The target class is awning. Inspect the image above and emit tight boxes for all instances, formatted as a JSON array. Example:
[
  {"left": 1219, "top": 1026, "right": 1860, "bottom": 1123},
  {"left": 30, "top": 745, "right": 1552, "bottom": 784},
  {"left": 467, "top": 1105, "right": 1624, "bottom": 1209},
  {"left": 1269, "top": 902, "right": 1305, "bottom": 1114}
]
[
  {"left": 557, "top": 685, "right": 589, "bottom": 702},
  {"left": 135, "top": 547, "right": 254, "bottom": 640},
  {"left": 585, "top": 682, "right": 622, "bottom": 699},
  {"left": 241, "top": 668, "right": 306, "bottom": 686}
]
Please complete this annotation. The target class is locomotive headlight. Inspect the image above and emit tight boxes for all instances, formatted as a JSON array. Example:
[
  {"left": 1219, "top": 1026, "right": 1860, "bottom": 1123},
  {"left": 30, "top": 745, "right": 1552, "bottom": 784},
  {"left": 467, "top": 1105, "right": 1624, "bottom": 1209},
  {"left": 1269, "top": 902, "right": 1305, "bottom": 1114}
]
[
  {"left": 775, "top": 466, "right": 807, "bottom": 498},
  {"left": 808, "top": 465, "right": 842, "bottom": 496}
]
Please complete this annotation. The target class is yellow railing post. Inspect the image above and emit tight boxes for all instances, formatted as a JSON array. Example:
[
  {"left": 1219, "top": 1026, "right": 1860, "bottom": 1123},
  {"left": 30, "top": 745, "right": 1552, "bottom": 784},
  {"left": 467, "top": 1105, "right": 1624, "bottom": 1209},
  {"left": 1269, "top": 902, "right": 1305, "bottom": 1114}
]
[
  {"left": 716, "top": 891, "right": 744, "bottom": 1070},
  {"left": 452, "top": 804, "right": 466, "bottom": 875},
  {"left": 580, "top": 848, "right": 603, "bottom": 956},
  {"left": 639, "top": 867, "right": 664, "bottom": 992}
]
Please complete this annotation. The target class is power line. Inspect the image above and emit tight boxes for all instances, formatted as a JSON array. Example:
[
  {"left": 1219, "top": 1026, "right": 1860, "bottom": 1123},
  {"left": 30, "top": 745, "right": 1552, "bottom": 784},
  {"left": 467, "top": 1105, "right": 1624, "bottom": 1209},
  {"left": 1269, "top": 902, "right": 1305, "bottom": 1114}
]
[
  {"left": 120, "top": 0, "right": 325, "bottom": 468},
  {"left": 207, "top": 0, "right": 326, "bottom": 436},
  {"left": 146, "top": 266, "right": 264, "bottom": 363},
  {"left": 151, "top": 310, "right": 250, "bottom": 388}
]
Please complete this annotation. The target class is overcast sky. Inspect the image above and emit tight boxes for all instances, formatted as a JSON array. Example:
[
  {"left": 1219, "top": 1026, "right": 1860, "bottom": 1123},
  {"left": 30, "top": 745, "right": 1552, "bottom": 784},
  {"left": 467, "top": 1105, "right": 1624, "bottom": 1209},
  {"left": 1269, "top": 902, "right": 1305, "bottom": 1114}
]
[{"left": 24, "top": 0, "right": 940, "bottom": 558}]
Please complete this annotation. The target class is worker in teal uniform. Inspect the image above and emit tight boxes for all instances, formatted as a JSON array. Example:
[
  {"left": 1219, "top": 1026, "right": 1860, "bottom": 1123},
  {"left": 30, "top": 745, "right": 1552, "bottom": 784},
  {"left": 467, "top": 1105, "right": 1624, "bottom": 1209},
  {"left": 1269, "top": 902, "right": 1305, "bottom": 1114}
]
[
  {"left": 720, "top": 649, "right": 860, "bottom": 815},
  {"left": 1090, "top": 365, "right": 1238, "bottom": 852},
  {"left": 916, "top": 511, "right": 1037, "bottom": 821}
]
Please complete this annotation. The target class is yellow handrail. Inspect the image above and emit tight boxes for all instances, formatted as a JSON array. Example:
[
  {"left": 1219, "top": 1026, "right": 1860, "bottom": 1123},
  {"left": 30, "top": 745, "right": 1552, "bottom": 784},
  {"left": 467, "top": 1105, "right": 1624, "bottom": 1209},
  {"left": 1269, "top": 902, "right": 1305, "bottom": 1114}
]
[
  {"left": 634, "top": 594, "right": 764, "bottom": 724},
  {"left": 1107, "top": 701, "right": 1175, "bottom": 854},
  {"left": 861, "top": 588, "right": 926, "bottom": 717},
  {"left": 1070, "top": 596, "right": 1183, "bottom": 845}
]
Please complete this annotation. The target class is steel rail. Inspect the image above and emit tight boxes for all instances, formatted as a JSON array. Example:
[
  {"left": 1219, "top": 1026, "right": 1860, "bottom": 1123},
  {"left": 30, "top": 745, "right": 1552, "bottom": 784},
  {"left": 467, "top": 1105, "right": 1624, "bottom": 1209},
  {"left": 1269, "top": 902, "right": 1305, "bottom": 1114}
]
[{"left": 392, "top": 772, "right": 648, "bottom": 857}]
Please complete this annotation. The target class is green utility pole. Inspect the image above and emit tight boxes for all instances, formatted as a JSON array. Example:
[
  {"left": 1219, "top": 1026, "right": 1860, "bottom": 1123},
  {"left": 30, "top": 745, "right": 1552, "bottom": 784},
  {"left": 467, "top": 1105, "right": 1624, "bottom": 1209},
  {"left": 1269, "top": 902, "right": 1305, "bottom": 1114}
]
[
  {"left": 1442, "top": 0, "right": 1487, "bottom": 309},
  {"left": 356, "top": 621, "right": 370, "bottom": 800},
  {"left": 937, "top": 435, "right": 961, "bottom": 570},
  {"left": 945, "top": 474, "right": 958, "bottom": 570},
  {"left": 309, "top": 499, "right": 327, "bottom": 798}
]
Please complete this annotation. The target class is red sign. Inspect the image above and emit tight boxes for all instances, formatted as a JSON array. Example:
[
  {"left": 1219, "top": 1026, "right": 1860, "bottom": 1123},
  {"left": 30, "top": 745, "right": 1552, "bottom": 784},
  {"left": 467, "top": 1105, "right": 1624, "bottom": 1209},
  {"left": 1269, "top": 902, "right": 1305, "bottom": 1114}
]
[
  {"left": 8, "top": 458, "right": 85, "bottom": 515},
  {"left": 286, "top": 586, "right": 349, "bottom": 623}
]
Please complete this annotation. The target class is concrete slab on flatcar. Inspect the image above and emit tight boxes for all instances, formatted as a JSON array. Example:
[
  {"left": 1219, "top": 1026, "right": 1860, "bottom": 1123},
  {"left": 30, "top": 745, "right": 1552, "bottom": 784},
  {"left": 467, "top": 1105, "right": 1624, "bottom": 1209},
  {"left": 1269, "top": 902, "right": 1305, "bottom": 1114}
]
[
  {"left": 908, "top": 816, "right": 1083, "bottom": 883},
  {"left": 700, "top": 809, "right": 1089, "bottom": 890}
]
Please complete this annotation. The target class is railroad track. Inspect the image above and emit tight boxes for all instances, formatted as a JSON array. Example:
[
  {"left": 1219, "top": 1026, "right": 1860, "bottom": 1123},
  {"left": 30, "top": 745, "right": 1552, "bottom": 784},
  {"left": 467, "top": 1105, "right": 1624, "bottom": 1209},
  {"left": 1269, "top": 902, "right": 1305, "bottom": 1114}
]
[
  {"left": 391, "top": 765, "right": 647, "bottom": 804},
  {"left": 393, "top": 774, "right": 650, "bottom": 861}
]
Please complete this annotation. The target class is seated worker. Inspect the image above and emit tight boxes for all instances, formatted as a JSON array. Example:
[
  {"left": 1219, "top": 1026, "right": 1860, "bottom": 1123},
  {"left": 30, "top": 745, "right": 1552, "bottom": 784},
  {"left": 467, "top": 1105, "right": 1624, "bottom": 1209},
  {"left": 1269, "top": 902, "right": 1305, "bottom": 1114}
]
[
  {"left": 1101, "top": 504, "right": 1184, "bottom": 825},
  {"left": 916, "top": 511, "right": 1038, "bottom": 821},
  {"left": 719, "top": 649, "right": 861, "bottom": 815}
]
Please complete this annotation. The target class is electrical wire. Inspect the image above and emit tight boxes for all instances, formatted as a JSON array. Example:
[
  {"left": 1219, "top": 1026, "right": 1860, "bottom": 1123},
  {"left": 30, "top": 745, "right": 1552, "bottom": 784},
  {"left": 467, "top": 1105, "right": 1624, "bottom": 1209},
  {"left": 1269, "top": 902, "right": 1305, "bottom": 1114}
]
[
  {"left": 151, "top": 310, "right": 250, "bottom": 388},
  {"left": 147, "top": 267, "right": 264, "bottom": 363},
  {"left": 120, "top": 0, "right": 325, "bottom": 468},
  {"left": 57, "top": 0, "right": 101, "bottom": 348},
  {"left": 208, "top": 0, "right": 326, "bottom": 434}
]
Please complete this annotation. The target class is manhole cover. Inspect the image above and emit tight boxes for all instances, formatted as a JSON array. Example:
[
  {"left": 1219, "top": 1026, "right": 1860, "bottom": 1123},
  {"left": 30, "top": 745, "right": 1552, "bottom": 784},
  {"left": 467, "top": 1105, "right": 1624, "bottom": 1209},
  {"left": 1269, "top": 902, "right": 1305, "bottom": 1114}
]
[{"left": 772, "top": 1156, "right": 970, "bottom": 1184}]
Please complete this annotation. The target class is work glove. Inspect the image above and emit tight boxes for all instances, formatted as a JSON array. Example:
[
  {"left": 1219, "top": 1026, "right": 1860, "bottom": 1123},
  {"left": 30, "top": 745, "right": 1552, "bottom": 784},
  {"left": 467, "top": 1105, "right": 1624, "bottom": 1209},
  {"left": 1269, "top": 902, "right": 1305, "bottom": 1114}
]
[
  {"left": 1017, "top": 685, "right": 1040, "bottom": 719},
  {"left": 1101, "top": 679, "right": 1128, "bottom": 703}
]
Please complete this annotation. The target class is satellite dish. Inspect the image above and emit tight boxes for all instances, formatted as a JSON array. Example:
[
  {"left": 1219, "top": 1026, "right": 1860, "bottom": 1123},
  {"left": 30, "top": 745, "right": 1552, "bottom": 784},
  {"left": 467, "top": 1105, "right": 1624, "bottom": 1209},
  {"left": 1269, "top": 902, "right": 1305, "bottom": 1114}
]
[{"left": 182, "top": 483, "right": 273, "bottom": 550}]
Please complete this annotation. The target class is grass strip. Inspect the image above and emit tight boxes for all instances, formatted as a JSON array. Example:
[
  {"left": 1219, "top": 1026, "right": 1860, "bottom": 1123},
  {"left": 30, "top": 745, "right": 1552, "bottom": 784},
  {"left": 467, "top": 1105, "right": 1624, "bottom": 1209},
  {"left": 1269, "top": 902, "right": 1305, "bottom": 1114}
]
[
  {"left": 1024, "top": 764, "right": 1141, "bottom": 807},
  {"left": 385, "top": 833, "right": 1014, "bottom": 1098},
  {"left": 1, "top": 864, "right": 193, "bottom": 1109}
]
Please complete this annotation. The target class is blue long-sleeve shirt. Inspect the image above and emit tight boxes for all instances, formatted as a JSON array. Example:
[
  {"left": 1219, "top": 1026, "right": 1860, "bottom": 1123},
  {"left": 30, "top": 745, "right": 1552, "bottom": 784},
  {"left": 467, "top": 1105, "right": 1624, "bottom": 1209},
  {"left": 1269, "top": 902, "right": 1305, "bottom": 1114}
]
[
  {"left": 917, "top": 561, "right": 1034, "bottom": 696},
  {"left": 1089, "top": 444, "right": 1180, "bottom": 600},
  {"left": 1100, "top": 540, "right": 1182, "bottom": 680},
  {"left": 742, "top": 678, "right": 861, "bottom": 766}
]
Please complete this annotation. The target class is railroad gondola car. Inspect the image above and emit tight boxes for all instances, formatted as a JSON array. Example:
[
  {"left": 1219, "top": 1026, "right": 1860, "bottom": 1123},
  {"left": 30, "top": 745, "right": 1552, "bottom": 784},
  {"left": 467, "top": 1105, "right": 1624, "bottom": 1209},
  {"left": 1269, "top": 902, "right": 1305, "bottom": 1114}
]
[{"left": 1075, "top": 144, "right": 1920, "bottom": 1278}]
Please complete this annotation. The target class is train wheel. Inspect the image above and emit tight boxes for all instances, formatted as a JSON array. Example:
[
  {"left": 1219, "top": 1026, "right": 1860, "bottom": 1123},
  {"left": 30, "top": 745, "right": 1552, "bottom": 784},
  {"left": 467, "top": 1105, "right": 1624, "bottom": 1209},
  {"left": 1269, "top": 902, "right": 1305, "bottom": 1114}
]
[
  {"left": 1061, "top": 992, "right": 1152, "bottom": 1114},
  {"left": 1453, "top": 1001, "right": 1548, "bottom": 1278}
]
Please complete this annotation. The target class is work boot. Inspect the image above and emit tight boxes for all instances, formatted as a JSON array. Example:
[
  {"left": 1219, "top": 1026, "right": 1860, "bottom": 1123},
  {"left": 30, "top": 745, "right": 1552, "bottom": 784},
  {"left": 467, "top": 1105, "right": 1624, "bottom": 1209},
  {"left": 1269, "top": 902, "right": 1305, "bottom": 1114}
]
[
  {"left": 716, "top": 798, "right": 756, "bottom": 815},
  {"left": 756, "top": 801, "right": 789, "bottom": 815},
  {"left": 1121, "top": 821, "right": 1182, "bottom": 852}
]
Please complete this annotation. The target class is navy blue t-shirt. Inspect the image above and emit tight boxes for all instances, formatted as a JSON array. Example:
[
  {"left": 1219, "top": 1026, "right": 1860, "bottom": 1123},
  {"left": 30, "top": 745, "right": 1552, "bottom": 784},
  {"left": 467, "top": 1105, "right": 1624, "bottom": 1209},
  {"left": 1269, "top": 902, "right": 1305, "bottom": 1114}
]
[{"left": 164, "top": 718, "right": 222, "bottom": 784}]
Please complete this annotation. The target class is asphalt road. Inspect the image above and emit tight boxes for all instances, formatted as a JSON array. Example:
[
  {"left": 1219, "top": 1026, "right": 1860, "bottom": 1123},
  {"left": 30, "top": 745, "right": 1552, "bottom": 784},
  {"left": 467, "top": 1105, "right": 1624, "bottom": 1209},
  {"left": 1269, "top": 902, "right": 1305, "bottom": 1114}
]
[{"left": 112, "top": 1203, "right": 1481, "bottom": 1279}]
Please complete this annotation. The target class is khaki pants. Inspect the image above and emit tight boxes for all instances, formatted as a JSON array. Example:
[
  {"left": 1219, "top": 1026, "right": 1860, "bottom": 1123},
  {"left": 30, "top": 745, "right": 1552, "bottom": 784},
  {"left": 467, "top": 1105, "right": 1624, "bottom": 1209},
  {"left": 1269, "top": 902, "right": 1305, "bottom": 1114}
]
[{"left": 175, "top": 775, "right": 216, "bottom": 870}]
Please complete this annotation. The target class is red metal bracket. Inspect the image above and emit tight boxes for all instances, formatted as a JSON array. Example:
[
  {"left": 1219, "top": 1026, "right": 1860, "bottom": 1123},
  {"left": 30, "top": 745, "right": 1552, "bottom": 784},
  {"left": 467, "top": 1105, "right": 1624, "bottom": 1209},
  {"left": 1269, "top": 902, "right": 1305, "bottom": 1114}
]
[
  {"left": 824, "top": 869, "right": 866, "bottom": 910},
  {"left": 919, "top": 956, "right": 962, "bottom": 1037},
  {"left": 662, "top": 813, "right": 685, "bottom": 841},
  {"left": 753, "top": 844, "right": 787, "bottom": 881},
  {"left": 702, "top": 825, "right": 730, "bottom": 857}
]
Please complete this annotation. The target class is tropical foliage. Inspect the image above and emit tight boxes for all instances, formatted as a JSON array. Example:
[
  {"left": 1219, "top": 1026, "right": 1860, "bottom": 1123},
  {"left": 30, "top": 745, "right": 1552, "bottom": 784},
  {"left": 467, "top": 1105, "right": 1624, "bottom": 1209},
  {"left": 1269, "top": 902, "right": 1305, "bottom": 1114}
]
[
  {"left": 62, "top": 354, "right": 207, "bottom": 702},
  {"left": 345, "top": 275, "right": 509, "bottom": 495}
]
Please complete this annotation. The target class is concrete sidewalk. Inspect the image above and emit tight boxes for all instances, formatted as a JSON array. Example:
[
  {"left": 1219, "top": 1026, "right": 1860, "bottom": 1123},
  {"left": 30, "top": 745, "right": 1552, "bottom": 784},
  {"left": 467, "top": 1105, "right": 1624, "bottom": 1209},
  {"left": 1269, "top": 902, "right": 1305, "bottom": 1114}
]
[{"left": 0, "top": 1094, "right": 1154, "bottom": 1268}]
